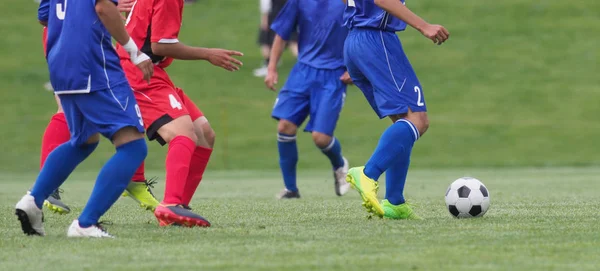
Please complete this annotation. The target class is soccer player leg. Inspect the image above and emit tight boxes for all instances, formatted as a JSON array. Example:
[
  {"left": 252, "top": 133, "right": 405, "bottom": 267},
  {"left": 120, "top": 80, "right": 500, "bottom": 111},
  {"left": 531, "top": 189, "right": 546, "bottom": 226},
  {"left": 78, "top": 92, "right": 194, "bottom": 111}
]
[
  {"left": 65, "top": 87, "right": 147, "bottom": 236},
  {"left": 352, "top": 30, "right": 425, "bottom": 219},
  {"left": 177, "top": 89, "right": 214, "bottom": 207},
  {"left": 271, "top": 73, "right": 310, "bottom": 199},
  {"left": 306, "top": 67, "right": 349, "bottom": 196},
  {"left": 39, "top": 94, "right": 72, "bottom": 214},
  {"left": 136, "top": 86, "right": 210, "bottom": 227},
  {"left": 18, "top": 95, "right": 100, "bottom": 236}
]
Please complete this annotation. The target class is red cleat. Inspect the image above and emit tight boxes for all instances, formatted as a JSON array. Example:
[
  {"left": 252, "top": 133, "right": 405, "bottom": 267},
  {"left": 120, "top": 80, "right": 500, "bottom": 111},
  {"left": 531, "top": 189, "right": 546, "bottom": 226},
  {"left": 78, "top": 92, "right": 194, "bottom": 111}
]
[{"left": 154, "top": 204, "right": 211, "bottom": 227}]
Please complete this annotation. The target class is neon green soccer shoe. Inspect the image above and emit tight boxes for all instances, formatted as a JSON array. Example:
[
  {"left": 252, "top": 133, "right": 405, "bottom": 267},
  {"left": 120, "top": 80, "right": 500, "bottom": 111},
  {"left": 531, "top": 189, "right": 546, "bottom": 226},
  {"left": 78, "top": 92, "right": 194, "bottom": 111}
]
[
  {"left": 122, "top": 179, "right": 160, "bottom": 212},
  {"left": 346, "top": 167, "right": 384, "bottom": 217},
  {"left": 382, "top": 199, "right": 422, "bottom": 220}
]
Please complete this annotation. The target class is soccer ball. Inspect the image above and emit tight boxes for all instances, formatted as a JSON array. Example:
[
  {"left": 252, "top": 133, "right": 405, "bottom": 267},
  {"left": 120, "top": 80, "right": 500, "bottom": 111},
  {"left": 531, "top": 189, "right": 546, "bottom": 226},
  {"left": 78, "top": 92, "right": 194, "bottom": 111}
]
[{"left": 445, "top": 177, "right": 490, "bottom": 218}]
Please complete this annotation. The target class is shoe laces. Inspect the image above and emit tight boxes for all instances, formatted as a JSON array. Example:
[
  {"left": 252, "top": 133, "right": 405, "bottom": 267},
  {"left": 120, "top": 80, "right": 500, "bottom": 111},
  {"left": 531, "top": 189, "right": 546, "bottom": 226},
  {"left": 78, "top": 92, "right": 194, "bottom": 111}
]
[
  {"left": 51, "top": 188, "right": 64, "bottom": 200},
  {"left": 95, "top": 221, "right": 112, "bottom": 232},
  {"left": 144, "top": 178, "right": 158, "bottom": 197},
  {"left": 94, "top": 221, "right": 113, "bottom": 237}
]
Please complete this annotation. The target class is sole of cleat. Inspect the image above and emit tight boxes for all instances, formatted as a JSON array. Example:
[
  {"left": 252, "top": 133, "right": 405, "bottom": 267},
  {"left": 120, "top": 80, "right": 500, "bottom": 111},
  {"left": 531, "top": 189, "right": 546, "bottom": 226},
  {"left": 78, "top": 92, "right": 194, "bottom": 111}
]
[
  {"left": 155, "top": 211, "right": 211, "bottom": 228},
  {"left": 15, "top": 209, "right": 42, "bottom": 236},
  {"left": 43, "top": 201, "right": 70, "bottom": 215},
  {"left": 346, "top": 175, "right": 384, "bottom": 218}
]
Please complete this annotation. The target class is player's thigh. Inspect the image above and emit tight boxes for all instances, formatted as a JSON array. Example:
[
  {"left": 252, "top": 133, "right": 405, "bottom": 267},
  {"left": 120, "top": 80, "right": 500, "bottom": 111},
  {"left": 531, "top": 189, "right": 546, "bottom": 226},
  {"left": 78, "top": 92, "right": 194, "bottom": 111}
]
[
  {"left": 133, "top": 83, "right": 194, "bottom": 145},
  {"left": 176, "top": 88, "right": 213, "bottom": 147},
  {"left": 272, "top": 64, "right": 312, "bottom": 127},
  {"left": 58, "top": 94, "right": 90, "bottom": 146},
  {"left": 349, "top": 30, "right": 426, "bottom": 117},
  {"left": 306, "top": 68, "right": 347, "bottom": 136},
  {"left": 73, "top": 85, "right": 145, "bottom": 145},
  {"left": 54, "top": 94, "right": 63, "bottom": 113}
]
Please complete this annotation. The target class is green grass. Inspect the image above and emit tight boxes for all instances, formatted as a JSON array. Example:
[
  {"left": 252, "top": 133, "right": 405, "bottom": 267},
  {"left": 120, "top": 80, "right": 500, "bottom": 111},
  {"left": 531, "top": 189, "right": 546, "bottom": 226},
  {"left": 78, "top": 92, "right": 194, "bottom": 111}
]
[
  {"left": 1, "top": 168, "right": 599, "bottom": 270},
  {"left": 0, "top": 0, "right": 599, "bottom": 173}
]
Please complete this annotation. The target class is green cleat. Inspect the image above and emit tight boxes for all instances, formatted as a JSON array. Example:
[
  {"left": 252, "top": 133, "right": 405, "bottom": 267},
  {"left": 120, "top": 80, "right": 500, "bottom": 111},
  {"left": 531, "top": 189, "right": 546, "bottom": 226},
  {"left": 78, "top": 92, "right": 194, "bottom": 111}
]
[
  {"left": 346, "top": 167, "right": 384, "bottom": 217},
  {"left": 382, "top": 199, "right": 422, "bottom": 220},
  {"left": 122, "top": 179, "right": 160, "bottom": 212}
]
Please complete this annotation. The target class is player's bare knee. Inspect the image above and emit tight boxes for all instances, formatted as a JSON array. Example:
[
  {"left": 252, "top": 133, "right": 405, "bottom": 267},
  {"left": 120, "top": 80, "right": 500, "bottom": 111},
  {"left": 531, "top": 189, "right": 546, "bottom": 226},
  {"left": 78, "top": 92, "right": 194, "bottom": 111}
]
[
  {"left": 199, "top": 118, "right": 216, "bottom": 148},
  {"left": 203, "top": 128, "right": 216, "bottom": 148},
  {"left": 112, "top": 126, "right": 144, "bottom": 147},
  {"left": 312, "top": 132, "right": 332, "bottom": 149},
  {"left": 85, "top": 133, "right": 101, "bottom": 145},
  {"left": 277, "top": 119, "right": 297, "bottom": 135},
  {"left": 406, "top": 112, "right": 429, "bottom": 136},
  {"left": 158, "top": 115, "right": 197, "bottom": 144}
]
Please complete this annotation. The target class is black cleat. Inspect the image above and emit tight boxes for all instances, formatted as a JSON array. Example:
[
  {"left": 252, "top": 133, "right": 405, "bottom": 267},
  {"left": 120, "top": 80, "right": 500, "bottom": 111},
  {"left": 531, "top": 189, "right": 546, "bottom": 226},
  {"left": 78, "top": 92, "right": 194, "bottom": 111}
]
[{"left": 276, "top": 189, "right": 301, "bottom": 199}]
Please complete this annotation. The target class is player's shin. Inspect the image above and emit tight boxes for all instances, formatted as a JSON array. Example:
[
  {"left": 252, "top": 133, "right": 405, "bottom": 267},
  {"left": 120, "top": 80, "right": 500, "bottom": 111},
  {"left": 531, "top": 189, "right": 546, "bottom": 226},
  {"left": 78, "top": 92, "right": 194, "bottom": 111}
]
[
  {"left": 385, "top": 152, "right": 412, "bottom": 205},
  {"left": 182, "top": 146, "right": 213, "bottom": 206},
  {"left": 363, "top": 120, "right": 419, "bottom": 181},
  {"left": 162, "top": 136, "right": 196, "bottom": 205},
  {"left": 30, "top": 142, "right": 98, "bottom": 208},
  {"left": 278, "top": 133, "right": 299, "bottom": 192},
  {"left": 78, "top": 138, "right": 147, "bottom": 227}
]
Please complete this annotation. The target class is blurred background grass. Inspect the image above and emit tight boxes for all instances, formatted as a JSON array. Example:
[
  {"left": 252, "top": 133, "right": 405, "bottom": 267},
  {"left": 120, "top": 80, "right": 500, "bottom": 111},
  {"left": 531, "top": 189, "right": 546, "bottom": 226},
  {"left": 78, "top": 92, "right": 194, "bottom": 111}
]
[{"left": 0, "top": 0, "right": 598, "bottom": 173}]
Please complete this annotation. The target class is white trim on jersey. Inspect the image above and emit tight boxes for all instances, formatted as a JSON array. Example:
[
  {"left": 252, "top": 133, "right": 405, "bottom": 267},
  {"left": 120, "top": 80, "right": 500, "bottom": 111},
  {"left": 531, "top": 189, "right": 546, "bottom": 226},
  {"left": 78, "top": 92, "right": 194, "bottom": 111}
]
[
  {"left": 54, "top": 76, "right": 92, "bottom": 94},
  {"left": 158, "top": 38, "right": 179, "bottom": 43}
]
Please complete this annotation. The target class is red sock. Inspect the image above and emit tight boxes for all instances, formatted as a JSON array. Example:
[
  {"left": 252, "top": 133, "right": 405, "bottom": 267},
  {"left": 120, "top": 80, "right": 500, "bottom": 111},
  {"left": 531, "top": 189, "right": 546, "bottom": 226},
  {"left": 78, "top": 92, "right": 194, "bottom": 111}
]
[
  {"left": 40, "top": 112, "right": 70, "bottom": 169},
  {"left": 132, "top": 161, "right": 146, "bottom": 182},
  {"left": 182, "top": 146, "right": 213, "bottom": 206},
  {"left": 162, "top": 136, "right": 196, "bottom": 205}
]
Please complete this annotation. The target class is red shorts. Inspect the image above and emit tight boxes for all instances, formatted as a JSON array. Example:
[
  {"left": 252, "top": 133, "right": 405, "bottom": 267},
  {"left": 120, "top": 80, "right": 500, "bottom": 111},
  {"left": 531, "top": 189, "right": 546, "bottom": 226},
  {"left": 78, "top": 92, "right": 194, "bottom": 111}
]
[{"left": 122, "top": 61, "right": 204, "bottom": 145}]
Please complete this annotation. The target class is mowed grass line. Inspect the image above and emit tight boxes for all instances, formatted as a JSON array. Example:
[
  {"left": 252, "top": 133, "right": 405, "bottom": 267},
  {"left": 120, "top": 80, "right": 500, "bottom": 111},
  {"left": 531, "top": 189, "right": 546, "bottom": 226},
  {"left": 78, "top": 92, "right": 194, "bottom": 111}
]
[{"left": 0, "top": 168, "right": 598, "bottom": 271}]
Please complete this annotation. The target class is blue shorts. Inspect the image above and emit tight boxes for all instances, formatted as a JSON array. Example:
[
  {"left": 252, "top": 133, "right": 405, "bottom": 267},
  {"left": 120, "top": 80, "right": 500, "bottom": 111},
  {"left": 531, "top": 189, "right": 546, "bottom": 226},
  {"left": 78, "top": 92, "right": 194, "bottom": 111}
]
[
  {"left": 271, "top": 62, "right": 347, "bottom": 136},
  {"left": 344, "top": 29, "right": 426, "bottom": 118},
  {"left": 59, "top": 83, "right": 145, "bottom": 146}
]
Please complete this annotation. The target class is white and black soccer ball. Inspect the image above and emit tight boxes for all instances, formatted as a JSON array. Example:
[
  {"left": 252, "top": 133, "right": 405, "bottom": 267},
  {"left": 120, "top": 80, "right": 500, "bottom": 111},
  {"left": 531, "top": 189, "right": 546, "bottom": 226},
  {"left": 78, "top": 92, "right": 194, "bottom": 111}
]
[{"left": 445, "top": 177, "right": 490, "bottom": 218}]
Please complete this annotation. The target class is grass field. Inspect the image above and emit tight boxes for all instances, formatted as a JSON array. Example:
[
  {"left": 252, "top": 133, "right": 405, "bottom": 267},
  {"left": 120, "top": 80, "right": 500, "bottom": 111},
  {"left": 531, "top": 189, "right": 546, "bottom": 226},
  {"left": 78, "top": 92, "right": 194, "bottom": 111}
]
[
  {"left": 1, "top": 0, "right": 599, "bottom": 270},
  {"left": 1, "top": 168, "right": 599, "bottom": 270}
]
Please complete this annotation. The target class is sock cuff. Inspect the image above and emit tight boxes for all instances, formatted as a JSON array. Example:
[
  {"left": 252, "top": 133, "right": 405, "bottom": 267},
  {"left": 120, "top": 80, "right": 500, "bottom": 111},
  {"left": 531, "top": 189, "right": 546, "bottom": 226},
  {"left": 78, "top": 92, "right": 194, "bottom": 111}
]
[
  {"left": 170, "top": 135, "right": 197, "bottom": 152},
  {"left": 277, "top": 133, "right": 296, "bottom": 143},
  {"left": 396, "top": 119, "right": 420, "bottom": 141},
  {"left": 193, "top": 145, "right": 213, "bottom": 158},
  {"left": 320, "top": 137, "right": 337, "bottom": 151}
]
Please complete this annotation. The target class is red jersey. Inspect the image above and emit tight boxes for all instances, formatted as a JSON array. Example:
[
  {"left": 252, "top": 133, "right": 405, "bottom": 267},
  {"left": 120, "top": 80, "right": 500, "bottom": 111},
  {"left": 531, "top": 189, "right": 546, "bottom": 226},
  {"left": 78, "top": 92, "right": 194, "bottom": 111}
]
[{"left": 117, "top": 0, "right": 184, "bottom": 70}]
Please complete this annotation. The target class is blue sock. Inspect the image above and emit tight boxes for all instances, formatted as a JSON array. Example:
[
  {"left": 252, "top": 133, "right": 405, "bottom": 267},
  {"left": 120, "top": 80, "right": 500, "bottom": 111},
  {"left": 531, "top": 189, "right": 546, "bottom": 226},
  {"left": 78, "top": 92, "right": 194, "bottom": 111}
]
[
  {"left": 277, "top": 133, "right": 298, "bottom": 192},
  {"left": 364, "top": 119, "right": 419, "bottom": 181},
  {"left": 78, "top": 138, "right": 147, "bottom": 228},
  {"left": 320, "top": 137, "right": 344, "bottom": 169},
  {"left": 31, "top": 142, "right": 98, "bottom": 208},
  {"left": 385, "top": 153, "right": 412, "bottom": 205}
]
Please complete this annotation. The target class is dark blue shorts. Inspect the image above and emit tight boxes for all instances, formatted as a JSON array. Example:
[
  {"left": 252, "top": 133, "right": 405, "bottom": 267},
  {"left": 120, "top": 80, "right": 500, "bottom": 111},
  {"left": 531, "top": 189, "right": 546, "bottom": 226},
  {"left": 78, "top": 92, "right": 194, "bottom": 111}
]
[
  {"left": 344, "top": 29, "right": 426, "bottom": 118},
  {"left": 271, "top": 62, "right": 347, "bottom": 136},
  {"left": 59, "top": 84, "right": 145, "bottom": 146}
]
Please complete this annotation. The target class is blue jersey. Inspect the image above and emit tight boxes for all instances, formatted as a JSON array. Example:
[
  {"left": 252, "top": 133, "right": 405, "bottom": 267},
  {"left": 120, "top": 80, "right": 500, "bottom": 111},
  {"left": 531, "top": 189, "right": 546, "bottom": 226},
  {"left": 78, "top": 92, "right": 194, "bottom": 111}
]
[
  {"left": 343, "top": 0, "right": 407, "bottom": 32},
  {"left": 270, "top": 0, "right": 348, "bottom": 70},
  {"left": 44, "top": 0, "right": 128, "bottom": 94}
]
